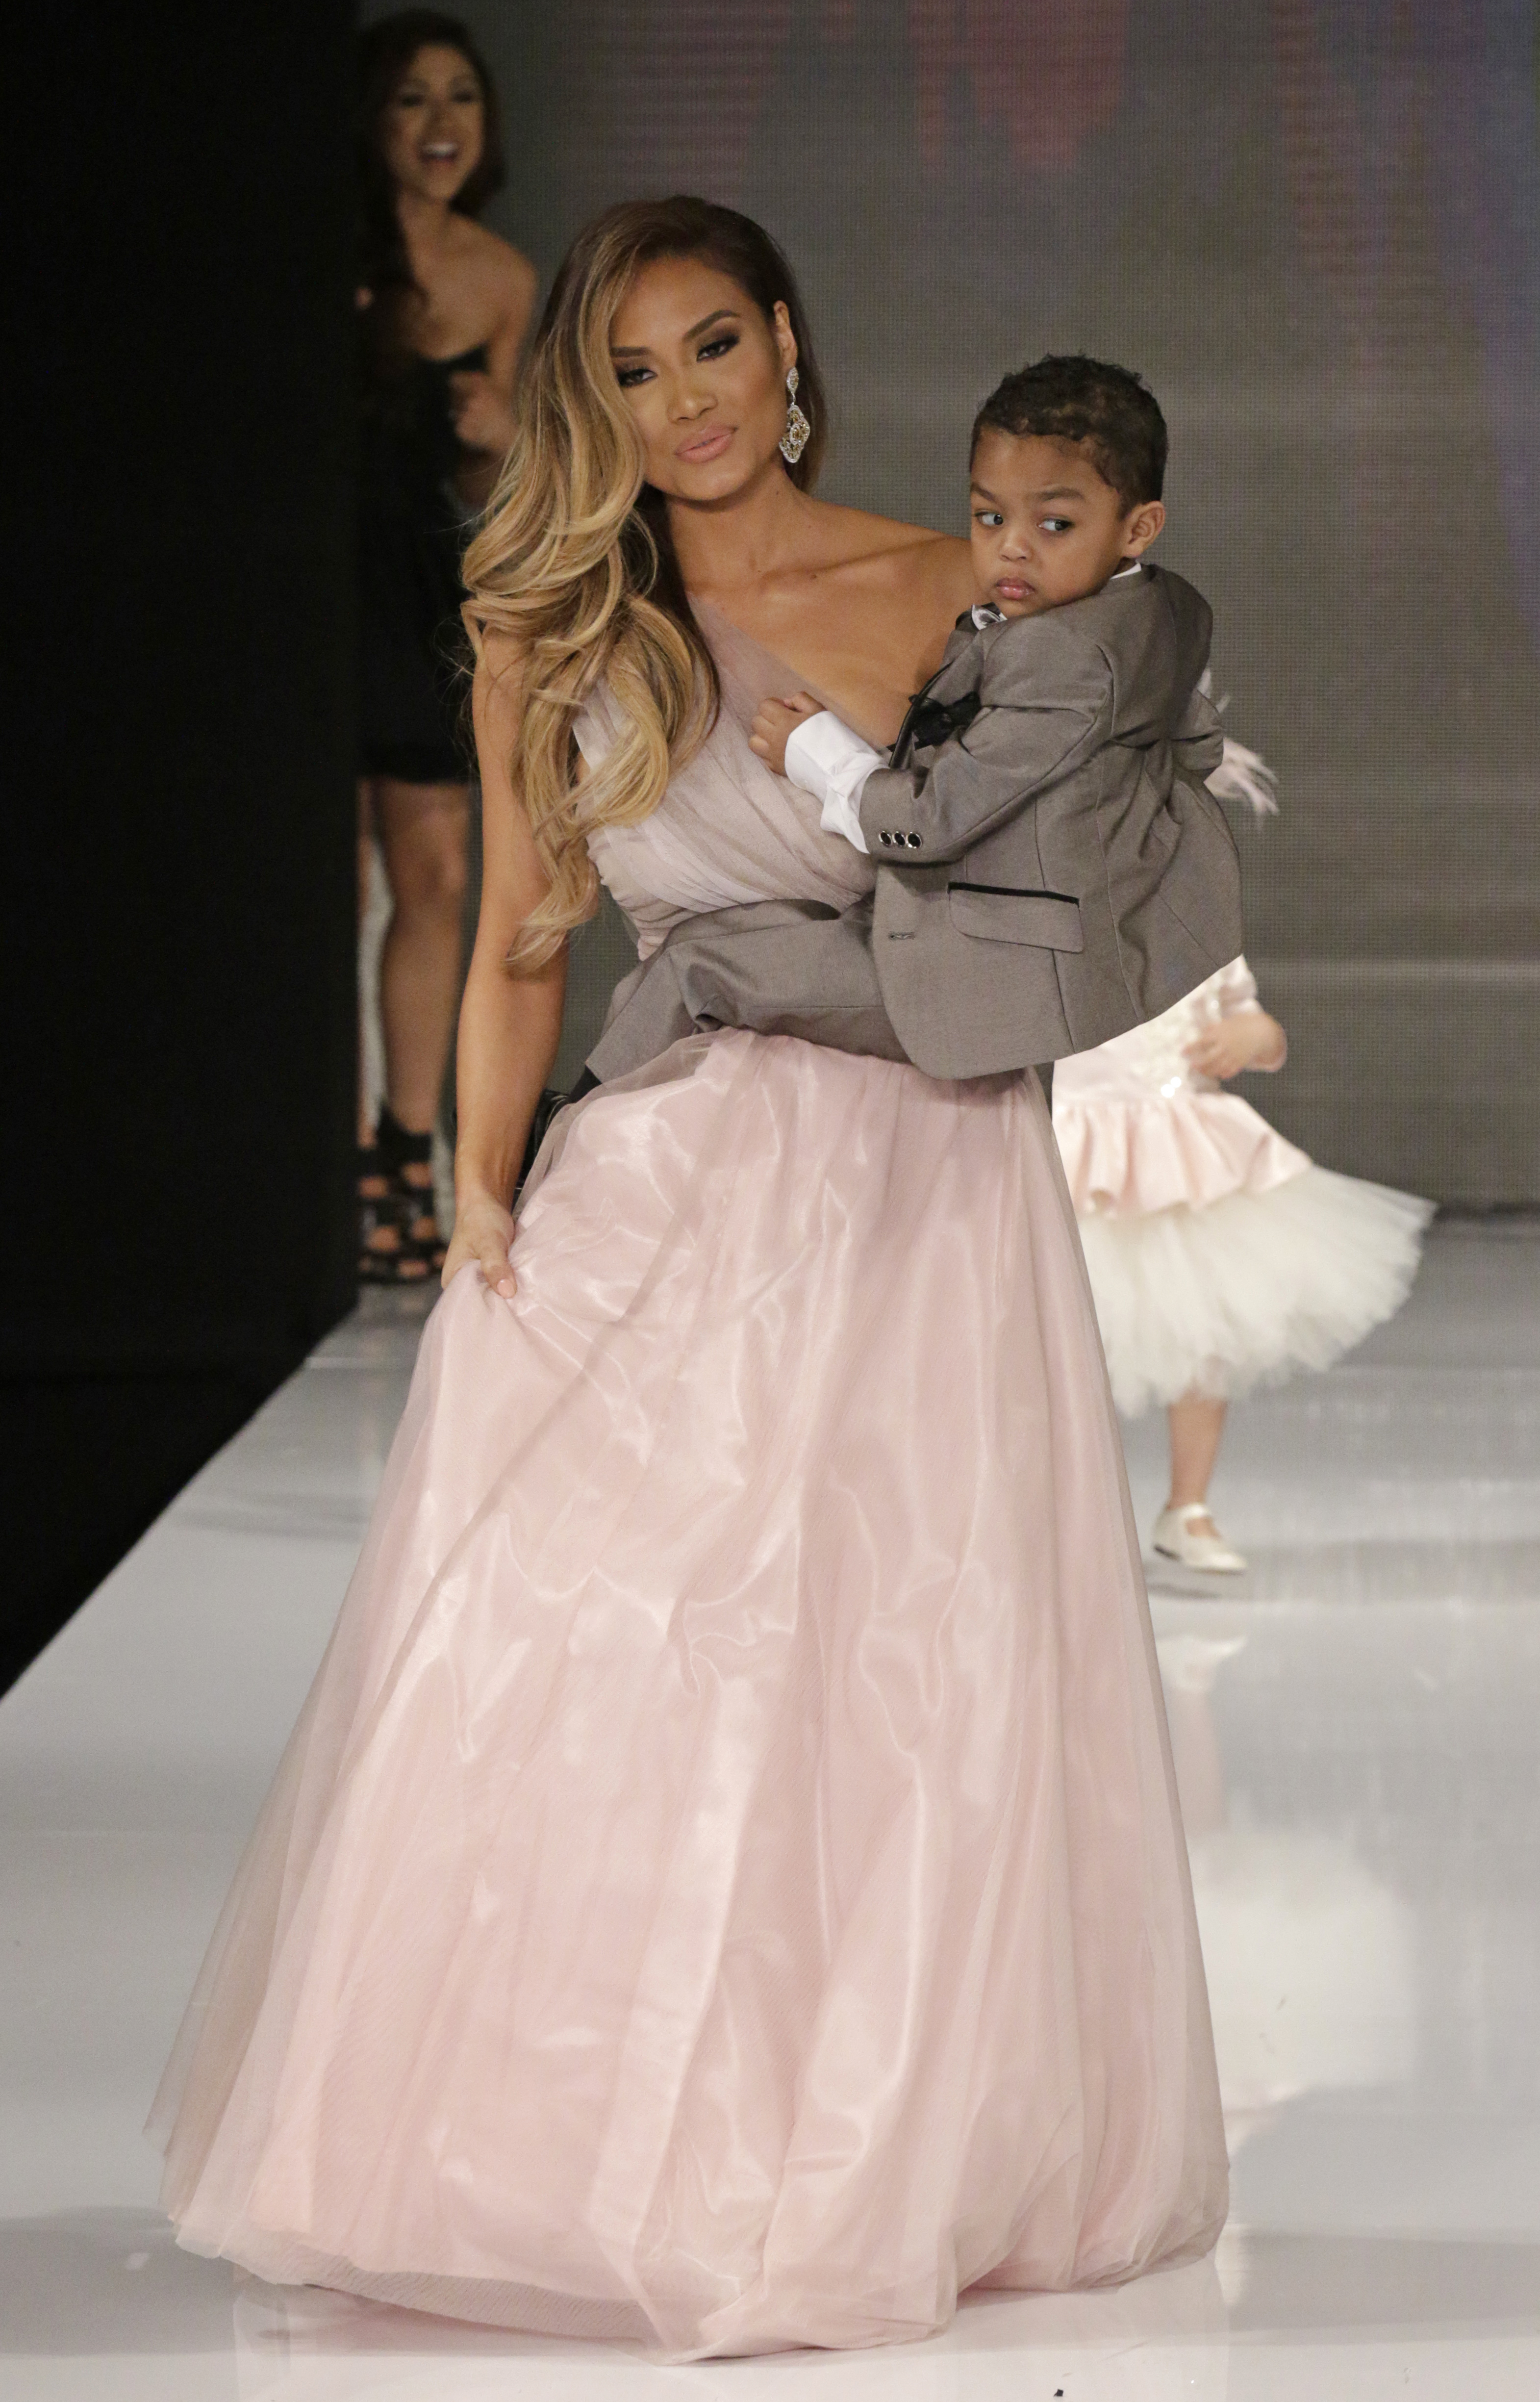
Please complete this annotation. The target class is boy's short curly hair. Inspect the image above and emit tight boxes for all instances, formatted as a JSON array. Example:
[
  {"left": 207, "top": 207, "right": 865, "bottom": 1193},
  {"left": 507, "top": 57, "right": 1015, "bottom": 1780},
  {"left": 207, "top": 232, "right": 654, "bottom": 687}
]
[{"left": 971, "top": 354, "right": 1167, "bottom": 512}]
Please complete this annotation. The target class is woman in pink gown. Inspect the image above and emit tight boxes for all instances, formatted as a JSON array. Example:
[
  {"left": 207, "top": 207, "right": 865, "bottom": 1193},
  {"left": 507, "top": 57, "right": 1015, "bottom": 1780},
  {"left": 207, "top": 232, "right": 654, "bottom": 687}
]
[{"left": 151, "top": 198, "right": 1227, "bottom": 2358}]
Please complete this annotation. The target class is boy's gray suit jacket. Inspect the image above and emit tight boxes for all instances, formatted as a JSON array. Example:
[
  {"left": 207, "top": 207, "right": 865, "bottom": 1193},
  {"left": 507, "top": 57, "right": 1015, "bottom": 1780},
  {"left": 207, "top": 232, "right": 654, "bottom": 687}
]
[
  {"left": 589, "top": 563, "right": 1242, "bottom": 1085},
  {"left": 857, "top": 562, "right": 1241, "bottom": 1075}
]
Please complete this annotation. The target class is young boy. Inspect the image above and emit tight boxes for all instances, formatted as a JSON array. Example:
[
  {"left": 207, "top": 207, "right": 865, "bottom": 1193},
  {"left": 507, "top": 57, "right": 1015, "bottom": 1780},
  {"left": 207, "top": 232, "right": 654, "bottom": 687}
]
[
  {"left": 747, "top": 352, "right": 1241, "bottom": 1077},
  {"left": 584, "top": 355, "right": 1240, "bottom": 1091}
]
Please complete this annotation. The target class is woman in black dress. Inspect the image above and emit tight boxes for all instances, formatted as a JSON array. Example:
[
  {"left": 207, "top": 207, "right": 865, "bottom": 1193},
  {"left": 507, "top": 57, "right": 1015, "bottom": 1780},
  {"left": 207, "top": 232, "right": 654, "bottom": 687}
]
[{"left": 356, "top": 11, "right": 536, "bottom": 1278}]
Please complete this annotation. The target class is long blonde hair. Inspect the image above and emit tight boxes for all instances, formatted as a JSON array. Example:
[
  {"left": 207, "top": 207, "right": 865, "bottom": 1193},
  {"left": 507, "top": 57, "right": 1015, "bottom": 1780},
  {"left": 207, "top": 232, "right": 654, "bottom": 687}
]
[{"left": 461, "top": 197, "right": 827, "bottom": 971}]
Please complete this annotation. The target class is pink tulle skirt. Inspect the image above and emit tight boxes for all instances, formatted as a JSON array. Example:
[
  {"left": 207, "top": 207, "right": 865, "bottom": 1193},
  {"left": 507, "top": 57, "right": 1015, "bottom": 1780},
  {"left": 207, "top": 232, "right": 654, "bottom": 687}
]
[{"left": 151, "top": 1032, "right": 1226, "bottom": 2358}]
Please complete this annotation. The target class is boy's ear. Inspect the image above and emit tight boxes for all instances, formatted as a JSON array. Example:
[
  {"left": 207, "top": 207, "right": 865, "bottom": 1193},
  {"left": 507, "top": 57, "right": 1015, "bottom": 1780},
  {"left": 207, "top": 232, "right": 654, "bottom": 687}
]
[{"left": 1122, "top": 499, "right": 1165, "bottom": 558}]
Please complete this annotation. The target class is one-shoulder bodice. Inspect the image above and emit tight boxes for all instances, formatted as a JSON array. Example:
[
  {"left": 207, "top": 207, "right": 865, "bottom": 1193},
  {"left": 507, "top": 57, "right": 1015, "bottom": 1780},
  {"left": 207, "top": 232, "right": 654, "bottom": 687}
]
[{"left": 575, "top": 602, "right": 875, "bottom": 958}]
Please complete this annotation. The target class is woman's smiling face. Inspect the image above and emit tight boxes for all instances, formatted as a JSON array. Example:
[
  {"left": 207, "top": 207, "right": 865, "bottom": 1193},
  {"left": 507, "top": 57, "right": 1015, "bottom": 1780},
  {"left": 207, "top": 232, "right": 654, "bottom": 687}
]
[
  {"left": 379, "top": 43, "right": 485, "bottom": 205},
  {"left": 609, "top": 254, "right": 797, "bottom": 502}
]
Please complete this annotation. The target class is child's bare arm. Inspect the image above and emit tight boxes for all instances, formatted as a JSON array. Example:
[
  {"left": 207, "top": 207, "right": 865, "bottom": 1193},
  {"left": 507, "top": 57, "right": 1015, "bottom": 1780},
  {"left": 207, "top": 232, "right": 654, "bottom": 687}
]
[{"left": 1186, "top": 1010, "right": 1287, "bottom": 1078}]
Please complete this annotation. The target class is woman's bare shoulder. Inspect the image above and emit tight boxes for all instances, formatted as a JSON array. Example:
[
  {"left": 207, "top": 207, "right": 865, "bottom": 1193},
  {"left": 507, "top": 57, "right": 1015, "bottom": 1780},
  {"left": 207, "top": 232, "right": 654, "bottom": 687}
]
[
  {"left": 893, "top": 525, "right": 975, "bottom": 613},
  {"left": 808, "top": 499, "right": 956, "bottom": 558},
  {"left": 474, "top": 619, "right": 530, "bottom": 669},
  {"left": 810, "top": 502, "right": 973, "bottom": 599},
  {"left": 472, "top": 625, "right": 530, "bottom": 723}
]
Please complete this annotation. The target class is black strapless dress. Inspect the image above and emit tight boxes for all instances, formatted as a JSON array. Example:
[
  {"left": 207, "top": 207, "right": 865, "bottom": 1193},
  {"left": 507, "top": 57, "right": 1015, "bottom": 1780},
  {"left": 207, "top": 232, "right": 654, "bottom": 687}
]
[{"left": 357, "top": 342, "right": 486, "bottom": 786}]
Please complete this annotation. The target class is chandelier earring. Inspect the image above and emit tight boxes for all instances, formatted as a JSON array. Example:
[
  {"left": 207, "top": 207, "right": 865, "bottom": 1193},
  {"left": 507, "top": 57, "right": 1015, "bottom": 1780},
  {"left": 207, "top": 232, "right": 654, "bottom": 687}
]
[{"left": 779, "top": 365, "right": 811, "bottom": 466}]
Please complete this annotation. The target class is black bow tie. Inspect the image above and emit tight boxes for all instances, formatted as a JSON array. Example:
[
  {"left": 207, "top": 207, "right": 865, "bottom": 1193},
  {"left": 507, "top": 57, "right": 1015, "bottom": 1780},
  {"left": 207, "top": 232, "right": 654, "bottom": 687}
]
[{"left": 895, "top": 687, "right": 982, "bottom": 764}]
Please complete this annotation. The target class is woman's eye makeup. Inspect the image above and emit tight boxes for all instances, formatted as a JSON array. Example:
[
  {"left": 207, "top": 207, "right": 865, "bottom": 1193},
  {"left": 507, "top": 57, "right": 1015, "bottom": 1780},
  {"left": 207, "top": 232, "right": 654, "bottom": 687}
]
[{"left": 612, "top": 332, "right": 738, "bottom": 388}]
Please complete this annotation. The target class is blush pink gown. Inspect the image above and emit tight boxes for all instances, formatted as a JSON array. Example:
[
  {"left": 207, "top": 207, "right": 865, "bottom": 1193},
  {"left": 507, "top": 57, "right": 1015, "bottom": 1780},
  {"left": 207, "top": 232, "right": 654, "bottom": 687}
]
[{"left": 151, "top": 610, "right": 1228, "bottom": 2358}]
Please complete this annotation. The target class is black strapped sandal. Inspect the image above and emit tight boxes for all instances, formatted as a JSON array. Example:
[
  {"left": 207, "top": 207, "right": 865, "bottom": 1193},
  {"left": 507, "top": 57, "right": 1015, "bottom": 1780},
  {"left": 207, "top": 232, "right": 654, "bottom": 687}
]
[
  {"left": 358, "top": 1107, "right": 443, "bottom": 1283},
  {"left": 379, "top": 1103, "right": 447, "bottom": 1274}
]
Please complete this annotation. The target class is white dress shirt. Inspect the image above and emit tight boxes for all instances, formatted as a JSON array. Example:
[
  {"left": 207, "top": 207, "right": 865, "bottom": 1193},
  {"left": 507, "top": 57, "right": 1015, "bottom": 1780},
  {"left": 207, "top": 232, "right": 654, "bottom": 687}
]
[
  {"left": 783, "top": 565, "right": 1145, "bottom": 853},
  {"left": 783, "top": 713, "right": 884, "bottom": 853}
]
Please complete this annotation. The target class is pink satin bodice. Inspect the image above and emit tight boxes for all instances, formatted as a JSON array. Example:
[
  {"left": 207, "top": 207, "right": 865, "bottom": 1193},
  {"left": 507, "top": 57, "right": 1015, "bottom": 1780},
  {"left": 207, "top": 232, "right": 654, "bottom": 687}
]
[{"left": 1054, "top": 957, "right": 1310, "bottom": 1218}]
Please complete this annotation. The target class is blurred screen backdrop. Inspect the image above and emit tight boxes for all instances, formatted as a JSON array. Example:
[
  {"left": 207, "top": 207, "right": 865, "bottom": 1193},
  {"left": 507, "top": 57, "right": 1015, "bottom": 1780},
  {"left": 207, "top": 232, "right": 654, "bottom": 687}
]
[{"left": 368, "top": 0, "right": 1540, "bottom": 1205}]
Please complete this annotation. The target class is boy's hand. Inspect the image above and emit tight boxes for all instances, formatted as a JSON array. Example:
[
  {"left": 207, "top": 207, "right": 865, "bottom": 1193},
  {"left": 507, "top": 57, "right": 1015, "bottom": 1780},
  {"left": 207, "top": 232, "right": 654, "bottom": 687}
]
[
  {"left": 750, "top": 691, "right": 824, "bottom": 777},
  {"left": 1185, "top": 1011, "right": 1287, "bottom": 1080}
]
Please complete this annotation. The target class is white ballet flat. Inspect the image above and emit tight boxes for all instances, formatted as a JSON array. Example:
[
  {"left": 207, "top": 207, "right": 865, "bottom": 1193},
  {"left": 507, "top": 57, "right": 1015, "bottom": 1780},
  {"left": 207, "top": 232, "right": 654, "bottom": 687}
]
[{"left": 1151, "top": 1504, "right": 1248, "bottom": 1575}]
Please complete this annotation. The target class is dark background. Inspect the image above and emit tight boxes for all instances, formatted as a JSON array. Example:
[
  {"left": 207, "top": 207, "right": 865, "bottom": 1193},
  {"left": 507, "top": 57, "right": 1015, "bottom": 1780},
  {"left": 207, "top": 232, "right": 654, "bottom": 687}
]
[
  {"left": 5, "top": 3, "right": 1538, "bottom": 1692},
  {"left": 3, "top": 2, "right": 359, "bottom": 1691}
]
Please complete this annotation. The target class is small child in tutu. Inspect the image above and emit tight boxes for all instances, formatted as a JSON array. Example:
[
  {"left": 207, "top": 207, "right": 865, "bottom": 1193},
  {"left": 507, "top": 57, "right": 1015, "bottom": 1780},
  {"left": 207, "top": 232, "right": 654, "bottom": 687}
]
[{"left": 1053, "top": 816, "right": 1432, "bottom": 1571}]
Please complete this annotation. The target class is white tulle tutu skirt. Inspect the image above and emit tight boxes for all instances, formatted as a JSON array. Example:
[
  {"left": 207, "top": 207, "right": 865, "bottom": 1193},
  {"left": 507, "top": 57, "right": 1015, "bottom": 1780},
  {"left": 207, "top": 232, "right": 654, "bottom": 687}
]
[{"left": 1077, "top": 1166, "right": 1433, "bottom": 1417}]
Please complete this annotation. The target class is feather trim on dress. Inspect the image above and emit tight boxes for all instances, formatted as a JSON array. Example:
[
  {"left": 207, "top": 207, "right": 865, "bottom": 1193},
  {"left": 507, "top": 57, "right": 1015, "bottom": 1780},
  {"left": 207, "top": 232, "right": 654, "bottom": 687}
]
[{"left": 1196, "top": 672, "right": 1280, "bottom": 817}]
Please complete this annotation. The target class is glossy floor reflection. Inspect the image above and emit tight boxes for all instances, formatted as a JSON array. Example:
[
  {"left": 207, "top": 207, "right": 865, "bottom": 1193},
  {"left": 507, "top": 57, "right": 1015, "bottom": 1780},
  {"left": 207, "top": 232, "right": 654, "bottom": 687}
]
[{"left": 3, "top": 1226, "right": 1538, "bottom": 2398}]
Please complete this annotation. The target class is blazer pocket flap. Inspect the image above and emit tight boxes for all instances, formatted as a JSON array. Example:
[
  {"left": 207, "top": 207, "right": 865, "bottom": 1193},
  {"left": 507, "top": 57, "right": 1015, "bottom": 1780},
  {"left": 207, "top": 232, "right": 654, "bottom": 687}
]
[{"left": 947, "top": 884, "right": 1085, "bottom": 951}]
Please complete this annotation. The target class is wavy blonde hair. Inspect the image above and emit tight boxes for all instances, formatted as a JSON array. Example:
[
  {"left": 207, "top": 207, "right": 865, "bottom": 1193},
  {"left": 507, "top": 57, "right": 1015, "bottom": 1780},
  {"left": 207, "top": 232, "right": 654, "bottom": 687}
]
[{"left": 461, "top": 197, "right": 827, "bottom": 970}]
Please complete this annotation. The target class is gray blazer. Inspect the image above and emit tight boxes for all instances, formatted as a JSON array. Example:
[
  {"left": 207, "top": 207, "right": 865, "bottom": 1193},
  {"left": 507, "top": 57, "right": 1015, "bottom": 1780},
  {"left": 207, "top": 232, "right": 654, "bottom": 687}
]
[
  {"left": 589, "top": 894, "right": 906, "bottom": 1084},
  {"left": 589, "top": 565, "right": 1241, "bottom": 1086},
  {"left": 857, "top": 563, "right": 1241, "bottom": 1076}
]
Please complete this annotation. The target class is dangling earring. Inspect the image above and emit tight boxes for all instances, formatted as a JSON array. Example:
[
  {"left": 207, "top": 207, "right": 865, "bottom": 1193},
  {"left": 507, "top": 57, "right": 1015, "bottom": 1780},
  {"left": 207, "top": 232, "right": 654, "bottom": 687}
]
[{"left": 780, "top": 365, "right": 811, "bottom": 465}]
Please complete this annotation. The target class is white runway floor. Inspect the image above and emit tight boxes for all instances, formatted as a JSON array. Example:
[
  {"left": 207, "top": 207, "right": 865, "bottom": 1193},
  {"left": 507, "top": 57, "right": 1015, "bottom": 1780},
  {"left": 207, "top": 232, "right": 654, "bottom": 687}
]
[{"left": 3, "top": 1221, "right": 1538, "bottom": 2399}]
